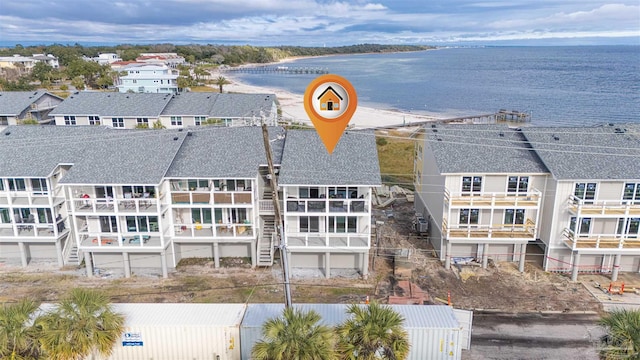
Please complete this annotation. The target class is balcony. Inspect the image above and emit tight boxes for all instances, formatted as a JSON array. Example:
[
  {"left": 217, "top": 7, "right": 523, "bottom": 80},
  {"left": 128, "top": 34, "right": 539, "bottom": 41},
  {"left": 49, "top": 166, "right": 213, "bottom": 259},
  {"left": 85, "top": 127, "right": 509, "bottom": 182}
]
[
  {"left": 562, "top": 228, "right": 640, "bottom": 250},
  {"left": 0, "top": 190, "right": 58, "bottom": 206},
  {"left": 173, "top": 223, "right": 254, "bottom": 238},
  {"left": 73, "top": 197, "right": 160, "bottom": 213},
  {"left": 171, "top": 191, "right": 252, "bottom": 205},
  {"left": 0, "top": 223, "right": 68, "bottom": 239},
  {"left": 567, "top": 196, "right": 640, "bottom": 217},
  {"left": 285, "top": 199, "right": 368, "bottom": 214},
  {"left": 443, "top": 218, "right": 536, "bottom": 241},
  {"left": 79, "top": 233, "right": 162, "bottom": 248},
  {"left": 444, "top": 189, "right": 541, "bottom": 208},
  {"left": 286, "top": 233, "right": 369, "bottom": 248}
]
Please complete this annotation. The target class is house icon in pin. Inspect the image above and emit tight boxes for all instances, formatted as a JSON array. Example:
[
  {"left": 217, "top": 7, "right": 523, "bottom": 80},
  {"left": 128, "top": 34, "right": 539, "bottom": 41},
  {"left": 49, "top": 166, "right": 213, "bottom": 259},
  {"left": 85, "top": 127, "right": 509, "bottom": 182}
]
[{"left": 317, "top": 86, "right": 343, "bottom": 111}]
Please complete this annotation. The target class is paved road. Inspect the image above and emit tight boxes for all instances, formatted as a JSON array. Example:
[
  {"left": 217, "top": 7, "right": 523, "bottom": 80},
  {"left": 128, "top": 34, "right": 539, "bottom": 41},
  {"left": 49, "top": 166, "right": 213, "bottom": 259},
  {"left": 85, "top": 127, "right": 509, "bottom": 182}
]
[{"left": 463, "top": 312, "right": 604, "bottom": 360}]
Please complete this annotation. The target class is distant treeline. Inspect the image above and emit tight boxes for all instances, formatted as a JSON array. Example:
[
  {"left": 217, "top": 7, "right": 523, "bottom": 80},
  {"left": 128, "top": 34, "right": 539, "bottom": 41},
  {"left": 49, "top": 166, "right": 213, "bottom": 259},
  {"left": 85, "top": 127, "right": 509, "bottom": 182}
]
[{"left": 0, "top": 43, "right": 433, "bottom": 66}]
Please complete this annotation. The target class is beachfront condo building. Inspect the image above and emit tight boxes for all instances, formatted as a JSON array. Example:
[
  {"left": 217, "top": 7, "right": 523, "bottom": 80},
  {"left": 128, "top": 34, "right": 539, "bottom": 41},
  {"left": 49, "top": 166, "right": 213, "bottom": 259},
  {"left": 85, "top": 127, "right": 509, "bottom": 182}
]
[
  {"left": 116, "top": 64, "right": 179, "bottom": 94},
  {"left": 49, "top": 92, "right": 278, "bottom": 129},
  {"left": 414, "top": 123, "right": 640, "bottom": 280},
  {"left": 0, "top": 125, "right": 380, "bottom": 279}
]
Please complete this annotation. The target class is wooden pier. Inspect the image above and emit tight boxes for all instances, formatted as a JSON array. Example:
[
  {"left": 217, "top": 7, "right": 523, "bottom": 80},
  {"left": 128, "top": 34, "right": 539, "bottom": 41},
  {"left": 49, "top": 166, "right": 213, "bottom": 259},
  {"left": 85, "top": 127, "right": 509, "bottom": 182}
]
[
  {"left": 374, "top": 109, "right": 531, "bottom": 130},
  {"left": 223, "top": 66, "right": 329, "bottom": 75}
]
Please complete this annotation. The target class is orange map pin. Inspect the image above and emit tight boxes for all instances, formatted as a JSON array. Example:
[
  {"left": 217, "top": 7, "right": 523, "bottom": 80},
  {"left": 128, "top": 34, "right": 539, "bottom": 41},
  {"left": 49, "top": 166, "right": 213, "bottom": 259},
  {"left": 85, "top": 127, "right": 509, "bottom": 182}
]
[{"left": 304, "top": 74, "right": 357, "bottom": 154}]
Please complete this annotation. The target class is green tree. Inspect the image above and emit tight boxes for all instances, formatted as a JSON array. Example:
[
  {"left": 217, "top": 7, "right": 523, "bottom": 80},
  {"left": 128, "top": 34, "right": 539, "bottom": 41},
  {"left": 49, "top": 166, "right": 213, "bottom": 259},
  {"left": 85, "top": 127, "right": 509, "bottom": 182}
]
[
  {"left": 599, "top": 309, "right": 640, "bottom": 359},
  {"left": 252, "top": 307, "right": 337, "bottom": 360},
  {"left": 215, "top": 76, "right": 230, "bottom": 93},
  {"left": 31, "top": 62, "right": 54, "bottom": 83},
  {"left": 70, "top": 76, "right": 85, "bottom": 91},
  {"left": 193, "top": 66, "right": 208, "bottom": 82},
  {"left": 38, "top": 288, "right": 125, "bottom": 360},
  {"left": 0, "top": 299, "right": 43, "bottom": 360},
  {"left": 335, "top": 302, "right": 410, "bottom": 360}
]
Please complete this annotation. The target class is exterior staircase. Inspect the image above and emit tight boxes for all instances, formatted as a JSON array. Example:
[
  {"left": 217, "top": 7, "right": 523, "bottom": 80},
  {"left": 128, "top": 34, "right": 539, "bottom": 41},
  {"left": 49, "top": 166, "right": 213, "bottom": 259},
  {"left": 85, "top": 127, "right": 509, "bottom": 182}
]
[
  {"left": 257, "top": 215, "right": 276, "bottom": 266},
  {"left": 62, "top": 227, "right": 82, "bottom": 266}
]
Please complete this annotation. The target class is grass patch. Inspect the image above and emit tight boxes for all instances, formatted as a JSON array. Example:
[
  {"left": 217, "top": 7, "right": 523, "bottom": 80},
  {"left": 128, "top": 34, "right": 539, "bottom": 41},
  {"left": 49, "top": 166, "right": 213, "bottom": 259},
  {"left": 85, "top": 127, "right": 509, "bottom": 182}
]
[
  {"left": 189, "top": 85, "right": 215, "bottom": 92},
  {"left": 375, "top": 130, "right": 415, "bottom": 189}
]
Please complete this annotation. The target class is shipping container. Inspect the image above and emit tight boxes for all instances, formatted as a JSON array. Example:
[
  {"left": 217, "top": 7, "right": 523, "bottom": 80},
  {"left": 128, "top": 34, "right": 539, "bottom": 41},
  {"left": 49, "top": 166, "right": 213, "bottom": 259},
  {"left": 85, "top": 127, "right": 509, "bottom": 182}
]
[
  {"left": 240, "top": 304, "right": 465, "bottom": 360},
  {"left": 98, "top": 303, "right": 246, "bottom": 360}
]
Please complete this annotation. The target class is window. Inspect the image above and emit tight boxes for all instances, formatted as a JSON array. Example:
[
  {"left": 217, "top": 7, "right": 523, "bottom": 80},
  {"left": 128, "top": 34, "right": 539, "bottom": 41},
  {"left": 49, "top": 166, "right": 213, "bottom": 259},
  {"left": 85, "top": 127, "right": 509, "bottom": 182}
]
[
  {"left": 299, "top": 187, "right": 320, "bottom": 199},
  {"left": 574, "top": 183, "right": 596, "bottom": 203},
  {"left": 31, "top": 178, "right": 48, "bottom": 194},
  {"left": 504, "top": 209, "right": 525, "bottom": 225},
  {"left": 64, "top": 115, "right": 76, "bottom": 125},
  {"left": 328, "top": 216, "right": 357, "bottom": 233},
  {"left": 462, "top": 176, "right": 482, "bottom": 195},
  {"left": 8, "top": 178, "right": 26, "bottom": 191},
  {"left": 623, "top": 183, "right": 640, "bottom": 204},
  {"left": 136, "top": 117, "right": 149, "bottom": 125},
  {"left": 0, "top": 179, "right": 4, "bottom": 191},
  {"left": 299, "top": 216, "right": 320, "bottom": 232},
  {"left": 171, "top": 116, "right": 182, "bottom": 126},
  {"left": 37, "top": 208, "right": 53, "bottom": 224},
  {"left": 122, "top": 185, "right": 154, "bottom": 196},
  {"left": 617, "top": 218, "right": 640, "bottom": 238},
  {"left": 99, "top": 216, "right": 118, "bottom": 232},
  {"left": 0, "top": 208, "right": 10, "bottom": 223},
  {"left": 328, "top": 187, "right": 358, "bottom": 199},
  {"left": 195, "top": 116, "right": 206, "bottom": 126},
  {"left": 459, "top": 209, "right": 479, "bottom": 226},
  {"left": 192, "top": 209, "right": 213, "bottom": 224},
  {"left": 507, "top": 176, "right": 529, "bottom": 194},
  {"left": 112, "top": 117, "right": 124, "bottom": 128},
  {"left": 126, "top": 216, "right": 159, "bottom": 231},
  {"left": 89, "top": 116, "right": 100, "bottom": 125},
  {"left": 569, "top": 217, "right": 591, "bottom": 234}
]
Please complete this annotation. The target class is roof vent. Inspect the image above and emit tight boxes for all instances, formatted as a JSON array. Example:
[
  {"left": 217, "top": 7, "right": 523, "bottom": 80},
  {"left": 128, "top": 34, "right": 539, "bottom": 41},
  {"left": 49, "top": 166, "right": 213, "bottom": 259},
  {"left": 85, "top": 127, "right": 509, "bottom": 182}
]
[
  {"left": 431, "top": 124, "right": 436, "bottom": 128},
  {"left": 432, "top": 129, "right": 437, "bottom": 133},
  {"left": 33, "top": 92, "right": 38, "bottom": 95},
  {"left": 5, "top": 131, "right": 11, "bottom": 136},
  {"left": 436, "top": 138, "right": 442, "bottom": 142},
  {"left": 178, "top": 128, "right": 183, "bottom": 132},
  {"left": 187, "top": 132, "right": 193, "bottom": 136},
  {"left": 609, "top": 123, "right": 614, "bottom": 126},
  {"left": 499, "top": 132, "right": 504, "bottom": 137},
  {"left": 173, "top": 136, "right": 179, "bottom": 141},
  {"left": 553, "top": 135, "right": 560, "bottom": 141}
]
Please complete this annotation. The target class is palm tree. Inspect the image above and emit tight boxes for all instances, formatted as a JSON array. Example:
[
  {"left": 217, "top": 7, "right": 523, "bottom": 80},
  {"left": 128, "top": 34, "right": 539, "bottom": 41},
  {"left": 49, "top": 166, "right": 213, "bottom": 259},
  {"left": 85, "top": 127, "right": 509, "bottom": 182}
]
[
  {"left": 0, "top": 299, "right": 43, "bottom": 360},
  {"left": 252, "top": 307, "right": 337, "bottom": 360},
  {"left": 215, "top": 76, "right": 230, "bottom": 93},
  {"left": 38, "top": 288, "right": 125, "bottom": 360},
  {"left": 335, "top": 302, "right": 410, "bottom": 360},
  {"left": 599, "top": 308, "right": 640, "bottom": 359}
]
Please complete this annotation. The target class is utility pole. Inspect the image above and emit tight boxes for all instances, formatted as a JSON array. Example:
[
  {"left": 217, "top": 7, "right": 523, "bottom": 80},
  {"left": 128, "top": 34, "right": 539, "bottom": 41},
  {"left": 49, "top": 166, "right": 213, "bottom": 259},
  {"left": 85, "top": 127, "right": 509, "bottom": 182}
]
[{"left": 261, "top": 123, "right": 292, "bottom": 307}]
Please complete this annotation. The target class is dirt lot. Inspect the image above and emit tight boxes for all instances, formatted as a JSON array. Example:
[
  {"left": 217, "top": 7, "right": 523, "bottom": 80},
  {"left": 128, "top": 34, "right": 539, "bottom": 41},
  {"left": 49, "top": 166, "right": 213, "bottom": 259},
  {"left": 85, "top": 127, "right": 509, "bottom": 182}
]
[{"left": 0, "top": 195, "right": 603, "bottom": 312}]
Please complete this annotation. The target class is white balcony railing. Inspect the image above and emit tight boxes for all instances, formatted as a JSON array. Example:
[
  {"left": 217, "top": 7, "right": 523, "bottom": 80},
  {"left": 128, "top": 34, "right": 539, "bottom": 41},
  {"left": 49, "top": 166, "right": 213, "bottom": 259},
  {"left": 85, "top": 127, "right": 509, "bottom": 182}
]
[
  {"left": 286, "top": 232, "right": 370, "bottom": 248},
  {"left": 285, "top": 199, "right": 369, "bottom": 214},
  {"left": 444, "top": 188, "right": 542, "bottom": 208},
  {"left": 562, "top": 228, "right": 640, "bottom": 250},
  {"left": 567, "top": 195, "right": 640, "bottom": 217}
]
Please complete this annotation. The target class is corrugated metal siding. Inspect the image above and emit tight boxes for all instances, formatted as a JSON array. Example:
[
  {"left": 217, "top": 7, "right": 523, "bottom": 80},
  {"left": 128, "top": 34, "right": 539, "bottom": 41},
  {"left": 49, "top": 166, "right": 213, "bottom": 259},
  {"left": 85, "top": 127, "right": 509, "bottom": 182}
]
[
  {"left": 241, "top": 304, "right": 463, "bottom": 360},
  {"left": 100, "top": 304, "right": 246, "bottom": 360}
]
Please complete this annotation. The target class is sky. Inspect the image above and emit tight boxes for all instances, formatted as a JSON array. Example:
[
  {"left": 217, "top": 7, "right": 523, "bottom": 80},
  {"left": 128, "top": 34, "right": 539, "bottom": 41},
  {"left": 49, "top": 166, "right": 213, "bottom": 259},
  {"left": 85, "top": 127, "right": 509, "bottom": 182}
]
[{"left": 1, "top": 0, "right": 639, "bottom": 46}]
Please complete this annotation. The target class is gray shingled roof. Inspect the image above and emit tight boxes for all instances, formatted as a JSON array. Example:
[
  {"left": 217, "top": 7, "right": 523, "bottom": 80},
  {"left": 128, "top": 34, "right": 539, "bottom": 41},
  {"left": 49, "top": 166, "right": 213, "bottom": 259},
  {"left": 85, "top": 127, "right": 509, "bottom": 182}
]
[
  {"left": 0, "top": 125, "right": 111, "bottom": 178},
  {"left": 425, "top": 124, "right": 548, "bottom": 174},
  {"left": 0, "top": 91, "right": 61, "bottom": 116},
  {"left": 278, "top": 130, "right": 381, "bottom": 186},
  {"left": 209, "top": 93, "right": 275, "bottom": 118},
  {"left": 521, "top": 124, "right": 640, "bottom": 180},
  {"left": 49, "top": 92, "right": 173, "bottom": 117},
  {"left": 0, "top": 126, "right": 186, "bottom": 184},
  {"left": 166, "top": 126, "right": 285, "bottom": 178},
  {"left": 160, "top": 92, "right": 218, "bottom": 116}
]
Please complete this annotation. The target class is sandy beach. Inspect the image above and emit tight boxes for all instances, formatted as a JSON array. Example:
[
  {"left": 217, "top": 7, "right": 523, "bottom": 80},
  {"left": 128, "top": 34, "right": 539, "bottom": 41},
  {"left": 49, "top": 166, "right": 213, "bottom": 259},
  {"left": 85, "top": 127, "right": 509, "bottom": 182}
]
[{"left": 217, "top": 66, "right": 440, "bottom": 129}]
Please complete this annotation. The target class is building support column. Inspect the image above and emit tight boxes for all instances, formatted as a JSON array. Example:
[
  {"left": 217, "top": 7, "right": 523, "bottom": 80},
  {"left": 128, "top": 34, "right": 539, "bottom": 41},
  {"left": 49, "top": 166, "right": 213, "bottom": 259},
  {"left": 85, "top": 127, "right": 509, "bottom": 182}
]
[
  {"left": 518, "top": 243, "right": 527, "bottom": 273},
  {"left": 325, "top": 251, "right": 331, "bottom": 279},
  {"left": 123, "top": 253, "right": 131, "bottom": 278},
  {"left": 84, "top": 252, "right": 93, "bottom": 277},
  {"left": 444, "top": 241, "right": 452, "bottom": 269},
  {"left": 611, "top": 253, "right": 622, "bottom": 281},
  {"left": 250, "top": 241, "right": 257, "bottom": 269},
  {"left": 362, "top": 251, "right": 369, "bottom": 279},
  {"left": 160, "top": 252, "right": 168, "bottom": 279},
  {"left": 571, "top": 252, "right": 581, "bottom": 282},
  {"left": 213, "top": 243, "right": 220, "bottom": 268},
  {"left": 18, "top": 242, "right": 28, "bottom": 267},
  {"left": 481, "top": 244, "right": 489, "bottom": 269},
  {"left": 55, "top": 239, "right": 64, "bottom": 268}
]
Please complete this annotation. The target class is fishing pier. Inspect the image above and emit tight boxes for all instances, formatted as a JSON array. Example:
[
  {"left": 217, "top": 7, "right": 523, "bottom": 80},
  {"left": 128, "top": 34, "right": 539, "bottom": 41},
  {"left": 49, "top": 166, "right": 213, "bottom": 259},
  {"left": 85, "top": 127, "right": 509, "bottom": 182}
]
[{"left": 223, "top": 66, "right": 329, "bottom": 75}]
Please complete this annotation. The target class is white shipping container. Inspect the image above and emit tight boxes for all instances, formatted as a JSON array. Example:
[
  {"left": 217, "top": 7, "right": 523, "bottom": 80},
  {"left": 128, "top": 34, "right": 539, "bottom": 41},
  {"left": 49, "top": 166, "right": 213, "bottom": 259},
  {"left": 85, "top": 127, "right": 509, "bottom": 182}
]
[
  {"left": 240, "top": 304, "right": 465, "bottom": 360},
  {"left": 97, "top": 303, "right": 246, "bottom": 360}
]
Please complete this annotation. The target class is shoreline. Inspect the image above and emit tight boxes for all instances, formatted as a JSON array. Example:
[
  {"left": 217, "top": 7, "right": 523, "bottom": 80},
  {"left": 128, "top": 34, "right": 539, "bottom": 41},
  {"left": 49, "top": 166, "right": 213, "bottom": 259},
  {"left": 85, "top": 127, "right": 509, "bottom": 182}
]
[{"left": 216, "top": 62, "right": 441, "bottom": 129}]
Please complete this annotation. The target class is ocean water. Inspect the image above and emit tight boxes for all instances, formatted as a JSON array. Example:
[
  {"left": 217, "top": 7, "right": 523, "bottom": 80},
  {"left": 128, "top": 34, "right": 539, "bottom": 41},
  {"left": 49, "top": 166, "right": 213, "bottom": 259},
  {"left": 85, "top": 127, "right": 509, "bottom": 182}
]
[{"left": 231, "top": 46, "right": 640, "bottom": 126}]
